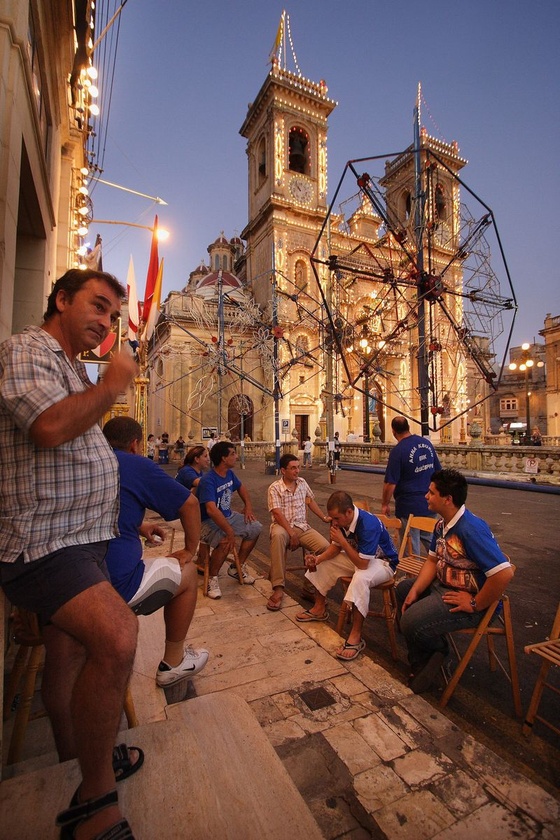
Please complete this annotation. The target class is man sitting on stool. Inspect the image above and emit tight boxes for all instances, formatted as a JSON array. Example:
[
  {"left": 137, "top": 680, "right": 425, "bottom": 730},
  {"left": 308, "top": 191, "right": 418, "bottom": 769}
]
[
  {"left": 103, "top": 417, "right": 209, "bottom": 687},
  {"left": 296, "top": 491, "right": 398, "bottom": 661},
  {"left": 197, "top": 440, "right": 262, "bottom": 599},
  {"left": 267, "top": 453, "right": 330, "bottom": 611}
]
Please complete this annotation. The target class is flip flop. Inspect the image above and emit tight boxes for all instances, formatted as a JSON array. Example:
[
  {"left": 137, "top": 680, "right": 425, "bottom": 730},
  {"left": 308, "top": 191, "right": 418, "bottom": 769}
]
[
  {"left": 113, "top": 743, "right": 144, "bottom": 782},
  {"left": 336, "top": 638, "right": 366, "bottom": 661},
  {"left": 296, "top": 609, "right": 329, "bottom": 623},
  {"left": 266, "top": 595, "right": 283, "bottom": 611}
]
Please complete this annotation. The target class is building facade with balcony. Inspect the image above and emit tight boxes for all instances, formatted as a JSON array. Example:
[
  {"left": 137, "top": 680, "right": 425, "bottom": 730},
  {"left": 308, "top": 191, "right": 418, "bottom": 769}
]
[{"left": 488, "top": 342, "right": 547, "bottom": 439}]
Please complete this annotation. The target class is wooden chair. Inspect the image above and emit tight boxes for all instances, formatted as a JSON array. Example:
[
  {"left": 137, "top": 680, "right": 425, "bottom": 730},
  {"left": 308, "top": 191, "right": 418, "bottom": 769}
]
[
  {"left": 335, "top": 508, "right": 400, "bottom": 660},
  {"left": 397, "top": 514, "right": 438, "bottom": 578},
  {"left": 3, "top": 608, "right": 138, "bottom": 766},
  {"left": 201, "top": 543, "right": 244, "bottom": 596},
  {"left": 439, "top": 568, "right": 522, "bottom": 716},
  {"left": 522, "top": 602, "right": 560, "bottom": 736}
]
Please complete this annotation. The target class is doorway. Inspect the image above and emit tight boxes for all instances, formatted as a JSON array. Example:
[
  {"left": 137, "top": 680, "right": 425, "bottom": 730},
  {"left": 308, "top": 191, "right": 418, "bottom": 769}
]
[{"left": 294, "top": 414, "right": 309, "bottom": 449}]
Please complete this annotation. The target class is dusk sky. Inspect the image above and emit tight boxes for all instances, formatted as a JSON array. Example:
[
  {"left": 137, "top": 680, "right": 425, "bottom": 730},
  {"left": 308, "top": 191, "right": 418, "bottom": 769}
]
[{"left": 88, "top": 1, "right": 559, "bottom": 355}]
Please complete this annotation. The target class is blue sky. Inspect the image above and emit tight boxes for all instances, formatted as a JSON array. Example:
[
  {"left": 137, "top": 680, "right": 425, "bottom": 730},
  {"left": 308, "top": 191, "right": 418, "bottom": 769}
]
[{"left": 89, "top": 1, "right": 560, "bottom": 352}]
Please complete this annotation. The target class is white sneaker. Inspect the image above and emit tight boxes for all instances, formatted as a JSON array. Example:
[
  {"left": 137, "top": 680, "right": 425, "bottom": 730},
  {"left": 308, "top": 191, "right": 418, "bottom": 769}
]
[
  {"left": 207, "top": 576, "right": 222, "bottom": 599},
  {"left": 156, "top": 646, "right": 209, "bottom": 686},
  {"left": 227, "top": 562, "right": 255, "bottom": 584}
]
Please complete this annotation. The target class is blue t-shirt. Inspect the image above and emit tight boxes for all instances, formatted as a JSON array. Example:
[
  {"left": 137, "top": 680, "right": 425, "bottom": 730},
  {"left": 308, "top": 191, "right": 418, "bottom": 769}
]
[
  {"left": 343, "top": 509, "right": 399, "bottom": 571},
  {"left": 105, "top": 450, "right": 190, "bottom": 602},
  {"left": 429, "top": 507, "right": 510, "bottom": 594},
  {"left": 197, "top": 468, "right": 242, "bottom": 521},
  {"left": 176, "top": 464, "right": 201, "bottom": 490},
  {"left": 384, "top": 434, "right": 441, "bottom": 519}
]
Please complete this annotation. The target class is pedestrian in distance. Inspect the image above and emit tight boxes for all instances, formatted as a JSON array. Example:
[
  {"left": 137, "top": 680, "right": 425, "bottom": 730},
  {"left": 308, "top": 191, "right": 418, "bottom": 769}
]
[{"left": 0, "top": 268, "right": 139, "bottom": 839}]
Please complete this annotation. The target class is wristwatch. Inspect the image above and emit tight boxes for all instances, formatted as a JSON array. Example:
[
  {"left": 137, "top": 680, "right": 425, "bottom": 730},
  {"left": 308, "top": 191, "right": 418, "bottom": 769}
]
[{"left": 469, "top": 598, "right": 478, "bottom": 612}]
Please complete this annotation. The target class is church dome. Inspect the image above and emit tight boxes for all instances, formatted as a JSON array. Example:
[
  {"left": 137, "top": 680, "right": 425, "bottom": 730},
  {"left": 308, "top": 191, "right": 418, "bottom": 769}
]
[{"left": 195, "top": 270, "right": 245, "bottom": 301}]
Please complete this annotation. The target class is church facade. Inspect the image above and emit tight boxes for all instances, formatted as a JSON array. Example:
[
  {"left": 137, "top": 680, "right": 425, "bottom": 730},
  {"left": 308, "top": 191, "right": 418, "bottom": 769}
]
[{"left": 148, "top": 56, "right": 483, "bottom": 447}]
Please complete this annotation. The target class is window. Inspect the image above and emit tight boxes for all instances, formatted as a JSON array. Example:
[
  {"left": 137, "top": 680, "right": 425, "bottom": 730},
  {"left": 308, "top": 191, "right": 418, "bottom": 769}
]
[
  {"left": 500, "top": 397, "right": 518, "bottom": 412},
  {"left": 294, "top": 259, "right": 307, "bottom": 291},
  {"left": 289, "top": 127, "right": 309, "bottom": 174},
  {"left": 435, "top": 184, "right": 447, "bottom": 221},
  {"left": 257, "top": 136, "right": 267, "bottom": 185}
]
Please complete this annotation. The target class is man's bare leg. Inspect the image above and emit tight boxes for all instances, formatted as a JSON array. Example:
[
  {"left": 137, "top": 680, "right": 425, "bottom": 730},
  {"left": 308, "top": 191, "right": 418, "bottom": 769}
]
[
  {"left": 237, "top": 536, "right": 259, "bottom": 565},
  {"left": 209, "top": 540, "right": 229, "bottom": 577},
  {"left": 336, "top": 606, "right": 365, "bottom": 659},
  {"left": 51, "top": 581, "right": 138, "bottom": 839},
  {"left": 41, "top": 627, "right": 85, "bottom": 761},
  {"left": 162, "top": 562, "right": 197, "bottom": 666}
]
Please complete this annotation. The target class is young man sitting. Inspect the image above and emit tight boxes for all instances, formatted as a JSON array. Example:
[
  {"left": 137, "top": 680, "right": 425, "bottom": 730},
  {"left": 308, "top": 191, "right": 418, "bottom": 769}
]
[
  {"left": 296, "top": 491, "right": 398, "bottom": 661},
  {"left": 197, "top": 441, "right": 263, "bottom": 599},
  {"left": 103, "top": 417, "right": 209, "bottom": 687}
]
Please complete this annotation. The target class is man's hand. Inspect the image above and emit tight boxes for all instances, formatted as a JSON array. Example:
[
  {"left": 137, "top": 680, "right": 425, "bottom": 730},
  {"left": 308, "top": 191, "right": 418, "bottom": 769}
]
[
  {"left": 243, "top": 506, "right": 256, "bottom": 523},
  {"left": 289, "top": 531, "right": 301, "bottom": 550},
  {"left": 220, "top": 528, "right": 236, "bottom": 552},
  {"left": 441, "top": 589, "right": 473, "bottom": 613},
  {"left": 329, "top": 523, "right": 346, "bottom": 547},
  {"left": 381, "top": 503, "right": 390, "bottom": 516},
  {"left": 102, "top": 349, "right": 139, "bottom": 396},
  {"left": 139, "top": 522, "right": 165, "bottom": 545},
  {"left": 169, "top": 548, "right": 194, "bottom": 568},
  {"left": 401, "top": 589, "right": 419, "bottom": 614},
  {"left": 305, "top": 553, "right": 319, "bottom": 571}
]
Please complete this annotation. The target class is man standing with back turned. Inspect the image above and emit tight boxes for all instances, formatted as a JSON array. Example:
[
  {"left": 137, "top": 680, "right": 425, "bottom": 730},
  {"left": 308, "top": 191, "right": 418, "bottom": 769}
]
[
  {"left": 381, "top": 416, "right": 441, "bottom": 554},
  {"left": 0, "top": 269, "right": 139, "bottom": 839}
]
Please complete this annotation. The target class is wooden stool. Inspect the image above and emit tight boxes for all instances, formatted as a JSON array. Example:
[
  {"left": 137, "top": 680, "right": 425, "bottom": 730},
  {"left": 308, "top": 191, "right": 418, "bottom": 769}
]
[
  {"left": 201, "top": 544, "right": 244, "bottom": 596},
  {"left": 3, "top": 608, "right": 138, "bottom": 766},
  {"left": 523, "top": 602, "right": 560, "bottom": 736}
]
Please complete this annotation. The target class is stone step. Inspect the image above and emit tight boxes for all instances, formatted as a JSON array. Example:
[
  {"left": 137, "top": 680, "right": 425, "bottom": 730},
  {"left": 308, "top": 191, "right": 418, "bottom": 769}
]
[{"left": 0, "top": 692, "right": 324, "bottom": 839}]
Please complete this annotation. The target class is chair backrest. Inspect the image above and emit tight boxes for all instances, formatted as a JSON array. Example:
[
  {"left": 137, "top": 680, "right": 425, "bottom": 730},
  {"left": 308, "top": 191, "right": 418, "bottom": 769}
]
[
  {"left": 398, "top": 513, "right": 438, "bottom": 560},
  {"left": 374, "top": 513, "right": 402, "bottom": 549},
  {"left": 354, "top": 499, "right": 370, "bottom": 512}
]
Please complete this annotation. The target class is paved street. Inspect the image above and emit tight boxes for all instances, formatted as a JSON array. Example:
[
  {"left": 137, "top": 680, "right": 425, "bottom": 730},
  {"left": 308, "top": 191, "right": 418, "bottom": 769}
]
[{"left": 163, "top": 454, "right": 559, "bottom": 793}]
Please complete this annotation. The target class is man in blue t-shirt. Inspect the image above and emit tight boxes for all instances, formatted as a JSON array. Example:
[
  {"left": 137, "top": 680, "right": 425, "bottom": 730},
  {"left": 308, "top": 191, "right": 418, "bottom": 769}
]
[
  {"left": 396, "top": 468, "right": 513, "bottom": 693},
  {"left": 197, "top": 441, "right": 262, "bottom": 599},
  {"left": 295, "top": 491, "right": 398, "bottom": 662},
  {"left": 382, "top": 416, "right": 441, "bottom": 554},
  {"left": 103, "top": 417, "right": 209, "bottom": 687}
]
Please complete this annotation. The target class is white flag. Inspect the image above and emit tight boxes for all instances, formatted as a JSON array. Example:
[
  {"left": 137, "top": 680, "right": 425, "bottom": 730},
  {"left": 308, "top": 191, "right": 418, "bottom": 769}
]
[{"left": 127, "top": 256, "right": 139, "bottom": 341}]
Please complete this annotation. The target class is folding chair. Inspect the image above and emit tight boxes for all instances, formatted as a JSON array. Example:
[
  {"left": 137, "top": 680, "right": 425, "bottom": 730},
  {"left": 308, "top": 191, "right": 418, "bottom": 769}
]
[
  {"left": 439, "top": 569, "right": 522, "bottom": 716},
  {"left": 3, "top": 608, "right": 138, "bottom": 766},
  {"left": 397, "top": 514, "right": 438, "bottom": 578},
  {"left": 523, "top": 601, "right": 560, "bottom": 736},
  {"left": 335, "top": 509, "right": 400, "bottom": 660}
]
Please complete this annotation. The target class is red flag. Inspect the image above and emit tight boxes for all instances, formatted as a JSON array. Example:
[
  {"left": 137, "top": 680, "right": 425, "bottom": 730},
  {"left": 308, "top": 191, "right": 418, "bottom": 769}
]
[
  {"left": 144, "top": 258, "right": 164, "bottom": 341},
  {"left": 141, "top": 215, "right": 159, "bottom": 323}
]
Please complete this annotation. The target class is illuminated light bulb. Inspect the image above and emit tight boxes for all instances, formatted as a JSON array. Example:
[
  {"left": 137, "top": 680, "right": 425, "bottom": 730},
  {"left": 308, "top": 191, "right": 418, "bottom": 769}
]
[
  {"left": 78, "top": 205, "right": 89, "bottom": 216},
  {"left": 526, "top": 359, "right": 534, "bottom": 368},
  {"left": 78, "top": 262, "right": 87, "bottom": 270},
  {"left": 78, "top": 225, "right": 88, "bottom": 236},
  {"left": 77, "top": 245, "right": 88, "bottom": 256},
  {"left": 80, "top": 166, "right": 89, "bottom": 175},
  {"left": 89, "top": 85, "right": 98, "bottom": 98},
  {"left": 79, "top": 186, "right": 88, "bottom": 195},
  {"left": 87, "top": 65, "right": 98, "bottom": 80},
  {"left": 521, "top": 342, "right": 530, "bottom": 351},
  {"left": 89, "top": 103, "right": 100, "bottom": 116}
]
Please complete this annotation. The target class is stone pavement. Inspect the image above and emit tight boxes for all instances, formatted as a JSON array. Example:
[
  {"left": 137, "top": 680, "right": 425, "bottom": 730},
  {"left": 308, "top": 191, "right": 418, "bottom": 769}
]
[{"left": 132, "top": 537, "right": 559, "bottom": 839}]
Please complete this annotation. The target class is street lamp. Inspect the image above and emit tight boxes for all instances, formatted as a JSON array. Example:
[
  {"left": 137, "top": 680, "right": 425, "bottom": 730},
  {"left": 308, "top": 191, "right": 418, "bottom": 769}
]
[{"left": 508, "top": 343, "right": 544, "bottom": 442}]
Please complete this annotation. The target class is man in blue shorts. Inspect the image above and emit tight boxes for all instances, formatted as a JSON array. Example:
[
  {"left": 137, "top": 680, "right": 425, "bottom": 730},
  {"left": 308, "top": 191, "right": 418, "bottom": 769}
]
[
  {"left": 296, "top": 491, "right": 398, "bottom": 662},
  {"left": 197, "top": 441, "right": 262, "bottom": 599},
  {"left": 0, "top": 269, "right": 139, "bottom": 838},
  {"left": 103, "top": 417, "right": 209, "bottom": 687},
  {"left": 396, "top": 468, "right": 513, "bottom": 693},
  {"left": 381, "top": 416, "right": 441, "bottom": 554}
]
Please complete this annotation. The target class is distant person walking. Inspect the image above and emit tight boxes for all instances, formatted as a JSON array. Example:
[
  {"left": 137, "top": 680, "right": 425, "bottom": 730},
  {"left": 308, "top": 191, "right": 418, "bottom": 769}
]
[
  {"left": 381, "top": 417, "right": 441, "bottom": 554},
  {"left": 303, "top": 436, "right": 313, "bottom": 468}
]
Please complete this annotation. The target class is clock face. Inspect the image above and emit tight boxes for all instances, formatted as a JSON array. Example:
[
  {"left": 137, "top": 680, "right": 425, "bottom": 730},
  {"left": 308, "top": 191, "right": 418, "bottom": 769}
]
[{"left": 289, "top": 176, "right": 313, "bottom": 204}]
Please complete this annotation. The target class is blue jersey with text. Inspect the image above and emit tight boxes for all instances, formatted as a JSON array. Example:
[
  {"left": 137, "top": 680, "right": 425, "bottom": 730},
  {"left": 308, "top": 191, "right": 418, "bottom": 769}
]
[
  {"left": 197, "top": 468, "right": 242, "bottom": 521},
  {"left": 384, "top": 434, "right": 441, "bottom": 519}
]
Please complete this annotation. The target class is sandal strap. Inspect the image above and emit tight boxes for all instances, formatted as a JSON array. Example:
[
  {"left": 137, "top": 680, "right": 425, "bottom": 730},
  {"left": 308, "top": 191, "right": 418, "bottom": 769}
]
[
  {"left": 56, "top": 789, "right": 118, "bottom": 827},
  {"left": 93, "top": 819, "right": 134, "bottom": 840}
]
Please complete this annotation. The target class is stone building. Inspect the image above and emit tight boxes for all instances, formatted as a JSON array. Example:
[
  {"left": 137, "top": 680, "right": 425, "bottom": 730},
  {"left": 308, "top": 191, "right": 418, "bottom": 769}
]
[
  {"left": 540, "top": 314, "right": 560, "bottom": 438},
  {"left": 487, "top": 342, "right": 547, "bottom": 439},
  {"left": 149, "top": 40, "right": 487, "bottom": 446},
  {"left": 0, "top": 1, "right": 100, "bottom": 343}
]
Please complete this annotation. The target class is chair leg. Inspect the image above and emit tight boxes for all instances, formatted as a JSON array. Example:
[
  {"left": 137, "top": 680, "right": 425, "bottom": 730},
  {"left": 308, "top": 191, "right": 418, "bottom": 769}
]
[
  {"left": 7, "top": 644, "right": 44, "bottom": 765},
  {"left": 123, "top": 685, "right": 139, "bottom": 728},
  {"left": 439, "top": 605, "right": 497, "bottom": 709},
  {"left": 231, "top": 546, "right": 244, "bottom": 585},
  {"left": 3, "top": 643, "right": 29, "bottom": 721},
  {"left": 383, "top": 588, "right": 398, "bottom": 661},
  {"left": 501, "top": 598, "right": 522, "bottom": 717},
  {"left": 523, "top": 659, "right": 552, "bottom": 735},
  {"left": 201, "top": 543, "right": 210, "bottom": 597}
]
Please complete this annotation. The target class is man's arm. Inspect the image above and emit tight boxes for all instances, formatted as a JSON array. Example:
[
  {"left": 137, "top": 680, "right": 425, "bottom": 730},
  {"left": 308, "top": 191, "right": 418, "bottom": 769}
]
[
  {"left": 401, "top": 555, "right": 438, "bottom": 613},
  {"left": 381, "top": 482, "right": 396, "bottom": 515},
  {"left": 205, "top": 501, "right": 236, "bottom": 548},
  {"left": 30, "top": 350, "right": 138, "bottom": 447},
  {"left": 171, "top": 494, "right": 201, "bottom": 565},
  {"left": 237, "top": 483, "right": 256, "bottom": 523},
  {"left": 306, "top": 497, "right": 330, "bottom": 524},
  {"left": 271, "top": 507, "right": 302, "bottom": 550},
  {"left": 328, "top": 524, "right": 368, "bottom": 570},
  {"left": 442, "top": 566, "right": 514, "bottom": 614}
]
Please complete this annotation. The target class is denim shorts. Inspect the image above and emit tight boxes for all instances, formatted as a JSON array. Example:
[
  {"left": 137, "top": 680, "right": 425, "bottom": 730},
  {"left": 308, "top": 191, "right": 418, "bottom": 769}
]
[
  {"left": 200, "top": 511, "right": 262, "bottom": 549},
  {"left": 0, "top": 541, "right": 110, "bottom": 623}
]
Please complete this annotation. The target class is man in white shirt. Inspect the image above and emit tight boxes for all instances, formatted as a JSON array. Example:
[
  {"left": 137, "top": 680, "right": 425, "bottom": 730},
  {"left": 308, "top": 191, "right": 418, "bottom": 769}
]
[{"left": 267, "top": 454, "right": 330, "bottom": 611}]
